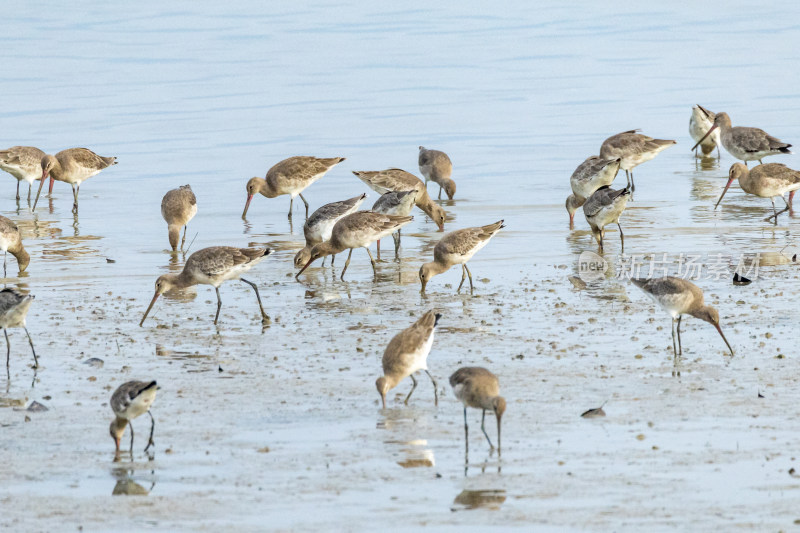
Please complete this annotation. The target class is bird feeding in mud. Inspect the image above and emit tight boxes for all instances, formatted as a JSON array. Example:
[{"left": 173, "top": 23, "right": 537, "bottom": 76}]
[
  {"left": 449, "top": 366, "right": 505, "bottom": 453},
  {"left": 161, "top": 185, "right": 197, "bottom": 251},
  {"left": 140, "top": 246, "right": 271, "bottom": 326},
  {"left": 418, "top": 146, "right": 456, "bottom": 200},
  {"left": 109, "top": 380, "right": 158, "bottom": 457},
  {"left": 242, "top": 156, "right": 345, "bottom": 219},
  {"left": 0, "top": 288, "right": 36, "bottom": 373},
  {"left": 565, "top": 156, "right": 621, "bottom": 227},
  {"left": 582, "top": 186, "right": 630, "bottom": 253},
  {"left": 692, "top": 111, "right": 791, "bottom": 166},
  {"left": 376, "top": 310, "right": 441, "bottom": 409},
  {"left": 714, "top": 162, "right": 800, "bottom": 224},
  {"left": 33, "top": 148, "right": 117, "bottom": 213},
  {"left": 293, "top": 193, "right": 366, "bottom": 268},
  {"left": 419, "top": 220, "right": 504, "bottom": 294},
  {"left": 599, "top": 130, "right": 676, "bottom": 192}
]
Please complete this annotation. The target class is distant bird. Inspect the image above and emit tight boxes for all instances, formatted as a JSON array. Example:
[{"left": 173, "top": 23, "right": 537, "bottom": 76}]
[
  {"left": 692, "top": 112, "right": 791, "bottom": 166},
  {"left": 0, "top": 146, "right": 46, "bottom": 202},
  {"left": 418, "top": 146, "right": 455, "bottom": 200},
  {"left": 600, "top": 130, "right": 676, "bottom": 192},
  {"left": 296, "top": 211, "right": 412, "bottom": 281},
  {"left": 0, "top": 288, "right": 36, "bottom": 372},
  {"left": 715, "top": 163, "right": 800, "bottom": 224},
  {"left": 33, "top": 148, "right": 117, "bottom": 213},
  {"left": 140, "top": 246, "right": 271, "bottom": 326},
  {"left": 242, "top": 156, "right": 345, "bottom": 219},
  {"left": 353, "top": 168, "right": 446, "bottom": 231},
  {"left": 583, "top": 186, "right": 630, "bottom": 252},
  {"left": 419, "top": 220, "right": 504, "bottom": 294},
  {"left": 449, "top": 367, "right": 505, "bottom": 452},
  {"left": 689, "top": 105, "right": 720, "bottom": 158},
  {"left": 0, "top": 216, "right": 29, "bottom": 277},
  {"left": 109, "top": 380, "right": 158, "bottom": 456},
  {"left": 376, "top": 310, "right": 440, "bottom": 408},
  {"left": 632, "top": 277, "right": 733, "bottom": 358},
  {"left": 371, "top": 190, "right": 417, "bottom": 260},
  {"left": 294, "top": 193, "right": 366, "bottom": 268},
  {"left": 565, "top": 156, "right": 621, "bottom": 227},
  {"left": 161, "top": 185, "right": 197, "bottom": 251}
]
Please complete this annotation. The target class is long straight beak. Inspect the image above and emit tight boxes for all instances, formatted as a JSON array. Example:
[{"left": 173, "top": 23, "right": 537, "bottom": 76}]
[
  {"left": 714, "top": 177, "right": 735, "bottom": 209},
  {"left": 420, "top": 279, "right": 427, "bottom": 295},
  {"left": 242, "top": 194, "right": 254, "bottom": 218},
  {"left": 32, "top": 171, "right": 48, "bottom": 211},
  {"left": 692, "top": 124, "right": 718, "bottom": 151},
  {"left": 48, "top": 176, "right": 54, "bottom": 194},
  {"left": 295, "top": 257, "right": 315, "bottom": 279},
  {"left": 716, "top": 324, "right": 734, "bottom": 356},
  {"left": 140, "top": 293, "right": 160, "bottom": 326},
  {"left": 380, "top": 394, "right": 386, "bottom": 409}
]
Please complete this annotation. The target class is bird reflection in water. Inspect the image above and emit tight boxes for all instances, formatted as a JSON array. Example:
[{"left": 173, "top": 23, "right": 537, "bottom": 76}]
[
  {"left": 451, "top": 489, "right": 506, "bottom": 511},
  {"left": 111, "top": 465, "right": 155, "bottom": 496}
]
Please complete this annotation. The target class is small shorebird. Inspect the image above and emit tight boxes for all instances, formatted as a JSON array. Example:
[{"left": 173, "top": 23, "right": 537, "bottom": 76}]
[
  {"left": 715, "top": 162, "right": 800, "bottom": 224},
  {"left": 0, "top": 288, "right": 36, "bottom": 372},
  {"left": 583, "top": 186, "right": 630, "bottom": 252},
  {"left": 419, "top": 220, "right": 504, "bottom": 294},
  {"left": 161, "top": 185, "right": 197, "bottom": 251},
  {"left": 449, "top": 367, "right": 505, "bottom": 452},
  {"left": 692, "top": 112, "right": 792, "bottom": 166},
  {"left": 242, "top": 156, "right": 345, "bottom": 219},
  {"left": 565, "top": 156, "right": 621, "bottom": 227},
  {"left": 33, "top": 148, "right": 117, "bottom": 213},
  {"left": 0, "top": 146, "right": 46, "bottom": 202},
  {"left": 376, "top": 310, "right": 440, "bottom": 408},
  {"left": 296, "top": 211, "right": 412, "bottom": 281},
  {"left": 109, "top": 380, "right": 158, "bottom": 456},
  {"left": 632, "top": 277, "right": 733, "bottom": 358},
  {"left": 140, "top": 246, "right": 271, "bottom": 326},
  {"left": 353, "top": 168, "right": 446, "bottom": 231},
  {"left": 689, "top": 105, "right": 721, "bottom": 158},
  {"left": 371, "top": 190, "right": 417, "bottom": 260},
  {"left": 600, "top": 130, "right": 676, "bottom": 192},
  {"left": 0, "top": 216, "right": 29, "bottom": 277},
  {"left": 419, "top": 146, "right": 455, "bottom": 200},
  {"left": 294, "top": 193, "right": 366, "bottom": 268}
]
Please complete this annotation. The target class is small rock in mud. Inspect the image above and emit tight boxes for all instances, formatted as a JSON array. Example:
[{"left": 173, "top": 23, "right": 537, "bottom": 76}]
[
  {"left": 83, "top": 358, "right": 104, "bottom": 368},
  {"left": 106, "top": 258, "right": 116, "bottom": 263},
  {"left": 27, "top": 401, "right": 48, "bottom": 412},
  {"left": 581, "top": 403, "right": 606, "bottom": 418},
  {"left": 257, "top": 446, "right": 270, "bottom": 453}
]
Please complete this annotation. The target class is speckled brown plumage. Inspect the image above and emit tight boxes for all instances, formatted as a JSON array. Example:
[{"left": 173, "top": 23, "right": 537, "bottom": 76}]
[
  {"left": 353, "top": 168, "right": 446, "bottom": 230},
  {"left": 161, "top": 185, "right": 197, "bottom": 251}
]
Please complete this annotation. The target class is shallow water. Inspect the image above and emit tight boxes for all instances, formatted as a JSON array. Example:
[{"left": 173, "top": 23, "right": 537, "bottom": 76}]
[{"left": 2, "top": 2, "right": 800, "bottom": 531}]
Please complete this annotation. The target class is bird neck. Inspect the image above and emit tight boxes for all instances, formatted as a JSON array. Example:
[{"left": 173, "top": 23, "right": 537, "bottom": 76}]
[
  {"left": 317, "top": 240, "right": 343, "bottom": 257},
  {"left": 260, "top": 177, "right": 279, "bottom": 198},
  {"left": 10, "top": 245, "right": 29, "bottom": 271},
  {"left": 166, "top": 271, "right": 192, "bottom": 290},
  {"left": 423, "top": 260, "right": 449, "bottom": 277},
  {"left": 167, "top": 224, "right": 181, "bottom": 250}
]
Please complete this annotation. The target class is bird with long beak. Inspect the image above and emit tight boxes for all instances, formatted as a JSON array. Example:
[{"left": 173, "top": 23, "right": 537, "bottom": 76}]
[
  {"left": 0, "top": 215, "right": 30, "bottom": 276},
  {"left": 583, "top": 186, "right": 630, "bottom": 253},
  {"left": 293, "top": 193, "right": 366, "bottom": 268},
  {"left": 419, "top": 220, "right": 504, "bottom": 294},
  {"left": 599, "top": 130, "right": 675, "bottom": 192},
  {"left": 140, "top": 246, "right": 271, "bottom": 327},
  {"left": 632, "top": 276, "right": 734, "bottom": 359},
  {"left": 449, "top": 367, "right": 505, "bottom": 453},
  {"left": 352, "top": 169, "right": 446, "bottom": 231},
  {"left": 33, "top": 148, "right": 117, "bottom": 213},
  {"left": 566, "top": 156, "right": 621, "bottom": 227},
  {"left": 296, "top": 211, "right": 412, "bottom": 281},
  {"left": 109, "top": 380, "right": 158, "bottom": 457},
  {"left": 715, "top": 162, "right": 800, "bottom": 224},
  {"left": 689, "top": 105, "right": 721, "bottom": 158},
  {"left": 242, "top": 156, "right": 345, "bottom": 219},
  {"left": 691, "top": 112, "right": 791, "bottom": 166},
  {"left": 0, "top": 146, "right": 46, "bottom": 202},
  {"left": 376, "top": 310, "right": 440, "bottom": 409}
]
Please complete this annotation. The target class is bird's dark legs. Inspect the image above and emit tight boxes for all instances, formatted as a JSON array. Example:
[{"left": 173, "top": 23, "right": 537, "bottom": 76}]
[
  {"left": 3, "top": 251, "right": 6, "bottom": 278},
  {"left": 480, "top": 409, "right": 495, "bottom": 449},
  {"left": 671, "top": 318, "right": 678, "bottom": 357},
  {"left": 676, "top": 315, "right": 683, "bottom": 356},
  {"left": 288, "top": 197, "right": 293, "bottom": 219},
  {"left": 299, "top": 193, "right": 309, "bottom": 218},
  {"left": 464, "top": 264, "right": 474, "bottom": 292},
  {"left": 364, "top": 247, "right": 378, "bottom": 278},
  {"left": 376, "top": 239, "right": 381, "bottom": 262},
  {"left": 457, "top": 264, "right": 467, "bottom": 293},
  {"left": 341, "top": 249, "right": 353, "bottom": 281},
  {"left": 214, "top": 287, "right": 222, "bottom": 325},
  {"left": 424, "top": 370, "right": 438, "bottom": 405},
  {"left": 240, "top": 277, "right": 270, "bottom": 324},
  {"left": 15, "top": 181, "right": 19, "bottom": 202},
  {"left": 4, "top": 329, "right": 9, "bottom": 373},
  {"left": 144, "top": 411, "right": 155, "bottom": 452},
  {"left": 404, "top": 374, "right": 418, "bottom": 405},
  {"left": 392, "top": 230, "right": 401, "bottom": 259},
  {"left": 72, "top": 183, "right": 79, "bottom": 213},
  {"left": 438, "top": 186, "right": 442, "bottom": 200},
  {"left": 129, "top": 421, "right": 135, "bottom": 456},
  {"left": 181, "top": 226, "right": 187, "bottom": 250},
  {"left": 23, "top": 327, "right": 37, "bottom": 368},
  {"left": 617, "top": 222, "right": 625, "bottom": 253}
]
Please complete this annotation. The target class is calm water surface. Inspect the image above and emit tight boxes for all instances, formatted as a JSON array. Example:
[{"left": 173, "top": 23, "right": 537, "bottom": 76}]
[{"left": 1, "top": 2, "right": 800, "bottom": 531}]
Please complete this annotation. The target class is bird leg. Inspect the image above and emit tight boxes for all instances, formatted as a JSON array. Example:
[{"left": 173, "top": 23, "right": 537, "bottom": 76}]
[
  {"left": 392, "top": 230, "right": 401, "bottom": 259},
  {"left": 144, "top": 410, "right": 156, "bottom": 452},
  {"left": 72, "top": 183, "right": 79, "bottom": 213},
  {"left": 3, "top": 251, "right": 6, "bottom": 278},
  {"left": 23, "top": 327, "right": 37, "bottom": 368},
  {"left": 27, "top": 183, "right": 31, "bottom": 202},
  {"left": 240, "top": 277, "right": 270, "bottom": 324},
  {"left": 181, "top": 226, "right": 188, "bottom": 250},
  {"left": 625, "top": 170, "right": 631, "bottom": 189},
  {"left": 457, "top": 264, "right": 467, "bottom": 293},
  {"left": 764, "top": 197, "right": 790, "bottom": 224},
  {"left": 464, "top": 264, "right": 475, "bottom": 293},
  {"left": 129, "top": 421, "right": 135, "bottom": 457},
  {"left": 438, "top": 186, "right": 443, "bottom": 200},
  {"left": 424, "top": 370, "right": 438, "bottom": 406},
  {"left": 214, "top": 287, "right": 223, "bottom": 325},
  {"left": 340, "top": 249, "right": 353, "bottom": 281},
  {"left": 617, "top": 222, "right": 625, "bottom": 253},
  {"left": 15, "top": 181, "right": 20, "bottom": 202},
  {"left": 789, "top": 190, "right": 795, "bottom": 210},
  {"left": 463, "top": 406, "right": 469, "bottom": 459},
  {"left": 298, "top": 193, "right": 309, "bottom": 218},
  {"left": 376, "top": 239, "right": 381, "bottom": 262},
  {"left": 480, "top": 409, "right": 495, "bottom": 449},
  {"left": 288, "top": 197, "right": 294, "bottom": 219},
  {"left": 670, "top": 318, "right": 678, "bottom": 358},
  {"left": 4, "top": 329, "right": 8, "bottom": 373},
  {"left": 404, "top": 373, "right": 418, "bottom": 405},
  {"left": 676, "top": 315, "right": 683, "bottom": 356},
  {"left": 364, "top": 247, "right": 378, "bottom": 279}
]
